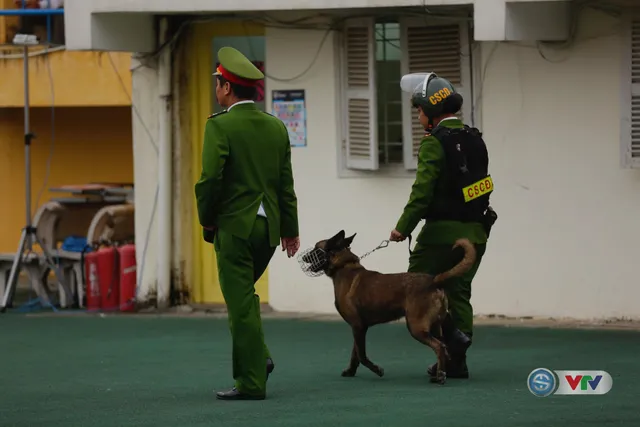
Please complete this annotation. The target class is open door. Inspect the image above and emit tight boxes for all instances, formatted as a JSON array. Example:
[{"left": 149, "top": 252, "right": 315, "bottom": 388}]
[{"left": 186, "top": 21, "right": 269, "bottom": 305}]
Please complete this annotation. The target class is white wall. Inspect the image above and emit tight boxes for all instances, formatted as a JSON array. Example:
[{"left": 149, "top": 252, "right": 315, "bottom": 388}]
[
  {"left": 265, "top": 8, "right": 640, "bottom": 320},
  {"left": 266, "top": 26, "right": 442, "bottom": 314},
  {"left": 473, "top": 8, "right": 640, "bottom": 319},
  {"left": 64, "top": 0, "right": 570, "bottom": 52}
]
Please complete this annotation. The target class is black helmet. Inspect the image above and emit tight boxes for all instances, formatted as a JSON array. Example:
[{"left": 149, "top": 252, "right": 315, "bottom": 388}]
[{"left": 400, "top": 72, "right": 459, "bottom": 118}]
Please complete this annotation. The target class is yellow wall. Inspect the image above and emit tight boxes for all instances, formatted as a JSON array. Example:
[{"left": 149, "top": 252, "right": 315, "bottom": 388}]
[
  {"left": 0, "top": 50, "right": 132, "bottom": 107},
  {"left": 0, "top": 0, "right": 19, "bottom": 44},
  {"left": 183, "top": 21, "right": 270, "bottom": 304},
  {"left": 0, "top": 106, "right": 134, "bottom": 253}
]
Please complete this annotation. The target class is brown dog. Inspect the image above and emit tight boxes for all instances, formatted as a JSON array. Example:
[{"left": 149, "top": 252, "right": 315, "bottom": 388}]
[{"left": 299, "top": 230, "right": 476, "bottom": 384}]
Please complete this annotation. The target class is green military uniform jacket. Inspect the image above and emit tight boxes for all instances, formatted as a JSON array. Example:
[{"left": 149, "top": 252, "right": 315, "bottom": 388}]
[
  {"left": 194, "top": 102, "right": 299, "bottom": 247},
  {"left": 395, "top": 118, "right": 487, "bottom": 245}
]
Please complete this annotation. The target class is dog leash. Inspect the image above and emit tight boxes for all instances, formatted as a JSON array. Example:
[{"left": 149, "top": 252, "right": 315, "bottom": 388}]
[
  {"left": 358, "top": 234, "right": 414, "bottom": 261},
  {"left": 358, "top": 240, "right": 389, "bottom": 260}
]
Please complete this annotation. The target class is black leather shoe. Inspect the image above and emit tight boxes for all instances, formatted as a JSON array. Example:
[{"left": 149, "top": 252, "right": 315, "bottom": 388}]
[
  {"left": 216, "top": 387, "right": 265, "bottom": 401},
  {"left": 267, "top": 358, "right": 274, "bottom": 378}
]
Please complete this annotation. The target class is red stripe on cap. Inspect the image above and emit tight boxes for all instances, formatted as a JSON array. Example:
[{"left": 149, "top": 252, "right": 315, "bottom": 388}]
[{"left": 217, "top": 64, "right": 258, "bottom": 87}]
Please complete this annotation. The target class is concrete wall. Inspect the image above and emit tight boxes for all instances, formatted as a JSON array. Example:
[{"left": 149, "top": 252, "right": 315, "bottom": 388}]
[
  {"left": 263, "top": 8, "right": 640, "bottom": 320},
  {"left": 473, "top": 8, "right": 640, "bottom": 319}
]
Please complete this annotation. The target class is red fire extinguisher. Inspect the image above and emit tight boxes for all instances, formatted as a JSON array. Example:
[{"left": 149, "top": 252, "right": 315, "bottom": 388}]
[
  {"left": 118, "top": 243, "right": 137, "bottom": 312},
  {"left": 97, "top": 246, "right": 120, "bottom": 312},
  {"left": 84, "top": 248, "right": 101, "bottom": 312}
]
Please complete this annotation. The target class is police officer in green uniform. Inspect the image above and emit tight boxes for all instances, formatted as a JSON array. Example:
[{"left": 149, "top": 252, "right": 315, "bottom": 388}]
[
  {"left": 389, "top": 72, "right": 497, "bottom": 380},
  {"left": 195, "top": 47, "right": 300, "bottom": 400}
]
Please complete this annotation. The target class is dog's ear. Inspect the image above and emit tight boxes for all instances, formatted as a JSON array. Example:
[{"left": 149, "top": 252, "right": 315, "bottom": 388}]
[
  {"left": 342, "top": 233, "right": 356, "bottom": 248},
  {"left": 326, "top": 230, "right": 345, "bottom": 249}
]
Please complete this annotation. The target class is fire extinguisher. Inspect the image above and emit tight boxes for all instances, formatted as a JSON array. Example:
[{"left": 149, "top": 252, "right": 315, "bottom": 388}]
[
  {"left": 83, "top": 245, "right": 101, "bottom": 312},
  {"left": 118, "top": 242, "right": 136, "bottom": 312},
  {"left": 96, "top": 245, "right": 120, "bottom": 312}
]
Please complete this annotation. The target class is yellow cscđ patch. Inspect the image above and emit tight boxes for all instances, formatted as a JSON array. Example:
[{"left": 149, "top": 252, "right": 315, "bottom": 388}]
[{"left": 462, "top": 176, "right": 494, "bottom": 202}]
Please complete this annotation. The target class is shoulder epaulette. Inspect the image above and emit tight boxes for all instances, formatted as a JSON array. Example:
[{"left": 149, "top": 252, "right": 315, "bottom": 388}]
[{"left": 207, "top": 110, "right": 228, "bottom": 119}]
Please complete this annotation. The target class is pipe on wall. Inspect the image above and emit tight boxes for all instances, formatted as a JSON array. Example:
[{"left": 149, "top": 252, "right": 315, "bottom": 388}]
[{"left": 156, "top": 17, "right": 172, "bottom": 309}]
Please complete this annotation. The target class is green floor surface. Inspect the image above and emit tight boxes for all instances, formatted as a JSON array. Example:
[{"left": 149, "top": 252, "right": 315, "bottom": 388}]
[{"left": 0, "top": 315, "right": 638, "bottom": 427}]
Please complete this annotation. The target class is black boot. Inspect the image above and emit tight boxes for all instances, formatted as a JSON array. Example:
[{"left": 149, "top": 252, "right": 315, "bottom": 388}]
[
  {"left": 431, "top": 356, "right": 469, "bottom": 379},
  {"left": 428, "top": 330, "right": 471, "bottom": 378},
  {"left": 428, "top": 314, "right": 472, "bottom": 379}
]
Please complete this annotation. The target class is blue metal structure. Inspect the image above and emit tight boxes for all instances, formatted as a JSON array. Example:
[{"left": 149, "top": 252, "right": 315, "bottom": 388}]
[
  {"left": 0, "top": 0, "right": 65, "bottom": 44},
  {"left": 0, "top": 9, "right": 64, "bottom": 15}
]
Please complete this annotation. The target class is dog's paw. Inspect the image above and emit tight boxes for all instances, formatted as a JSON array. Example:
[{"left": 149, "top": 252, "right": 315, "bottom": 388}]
[
  {"left": 341, "top": 369, "right": 356, "bottom": 377},
  {"left": 430, "top": 371, "right": 446, "bottom": 385}
]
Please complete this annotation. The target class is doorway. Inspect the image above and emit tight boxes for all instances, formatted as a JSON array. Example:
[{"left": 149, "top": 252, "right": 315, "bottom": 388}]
[{"left": 186, "top": 21, "right": 269, "bottom": 305}]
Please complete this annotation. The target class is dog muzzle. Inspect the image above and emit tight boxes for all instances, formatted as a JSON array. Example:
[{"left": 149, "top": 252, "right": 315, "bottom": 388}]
[{"left": 297, "top": 247, "right": 328, "bottom": 277}]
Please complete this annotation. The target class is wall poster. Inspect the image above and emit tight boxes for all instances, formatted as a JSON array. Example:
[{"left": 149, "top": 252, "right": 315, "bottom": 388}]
[{"left": 271, "top": 89, "right": 307, "bottom": 147}]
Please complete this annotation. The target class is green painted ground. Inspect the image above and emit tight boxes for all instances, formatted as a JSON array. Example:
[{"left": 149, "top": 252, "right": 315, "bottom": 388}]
[{"left": 0, "top": 315, "right": 637, "bottom": 426}]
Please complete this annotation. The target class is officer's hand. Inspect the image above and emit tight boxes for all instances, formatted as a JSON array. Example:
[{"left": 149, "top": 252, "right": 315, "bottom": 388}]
[
  {"left": 281, "top": 237, "right": 300, "bottom": 258},
  {"left": 389, "top": 229, "right": 405, "bottom": 242}
]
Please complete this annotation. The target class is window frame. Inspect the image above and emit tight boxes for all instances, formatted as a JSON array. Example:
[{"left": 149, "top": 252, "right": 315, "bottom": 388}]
[
  {"left": 376, "top": 21, "right": 405, "bottom": 167},
  {"left": 336, "top": 14, "right": 475, "bottom": 178}
]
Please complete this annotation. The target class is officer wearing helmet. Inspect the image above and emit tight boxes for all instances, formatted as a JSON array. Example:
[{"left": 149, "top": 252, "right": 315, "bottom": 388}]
[{"left": 389, "top": 72, "right": 497, "bottom": 380}]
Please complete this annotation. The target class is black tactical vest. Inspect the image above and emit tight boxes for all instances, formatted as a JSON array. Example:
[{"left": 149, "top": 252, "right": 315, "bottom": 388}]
[{"left": 424, "top": 124, "right": 493, "bottom": 223}]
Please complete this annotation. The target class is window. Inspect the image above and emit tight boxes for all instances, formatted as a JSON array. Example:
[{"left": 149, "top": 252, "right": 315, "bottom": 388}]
[
  {"left": 621, "top": 18, "right": 640, "bottom": 169},
  {"left": 376, "top": 22, "right": 403, "bottom": 165},
  {"left": 340, "top": 16, "right": 472, "bottom": 172}
]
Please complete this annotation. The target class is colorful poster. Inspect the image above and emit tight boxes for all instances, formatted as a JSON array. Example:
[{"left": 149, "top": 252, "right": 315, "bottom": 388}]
[{"left": 271, "top": 89, "right": 307, "bottom": 147}]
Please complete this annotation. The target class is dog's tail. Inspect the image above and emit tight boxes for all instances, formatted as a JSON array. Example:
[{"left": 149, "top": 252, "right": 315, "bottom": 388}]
[{"left": 432, "top": 238, "right": 477, "bottom": 285}]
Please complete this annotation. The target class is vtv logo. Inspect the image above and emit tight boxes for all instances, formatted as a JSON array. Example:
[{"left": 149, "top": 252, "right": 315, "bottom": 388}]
[
  {"left": 555, "top": 371, "right": 613, "bottom": 395},
  {"left": 527, "top": 368, "right": 613, "bottom": 397}
]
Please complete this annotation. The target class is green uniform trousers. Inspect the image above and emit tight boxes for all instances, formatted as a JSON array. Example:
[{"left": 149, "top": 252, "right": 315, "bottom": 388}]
[
  {"left": 408, "top": 241, "right": 486, "bottom": 336},
  {"left": 214, "top": 216, "right": 276, "bottom": 396}
]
